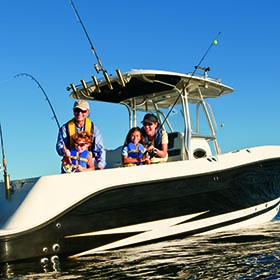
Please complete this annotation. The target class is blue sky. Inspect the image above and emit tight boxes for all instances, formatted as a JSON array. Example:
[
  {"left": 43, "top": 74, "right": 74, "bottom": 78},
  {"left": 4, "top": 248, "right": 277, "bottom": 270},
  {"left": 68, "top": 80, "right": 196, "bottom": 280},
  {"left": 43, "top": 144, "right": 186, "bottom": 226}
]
[{"left": 0, "top": 0, "right": 279, "bottom": 179}]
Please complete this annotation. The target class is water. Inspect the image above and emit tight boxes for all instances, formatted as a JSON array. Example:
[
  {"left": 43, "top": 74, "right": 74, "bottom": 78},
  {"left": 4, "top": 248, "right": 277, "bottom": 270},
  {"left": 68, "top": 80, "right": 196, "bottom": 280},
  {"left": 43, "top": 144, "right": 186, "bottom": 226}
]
[{"left": 1, "top": 218, "right": 280, "bottom": 279}]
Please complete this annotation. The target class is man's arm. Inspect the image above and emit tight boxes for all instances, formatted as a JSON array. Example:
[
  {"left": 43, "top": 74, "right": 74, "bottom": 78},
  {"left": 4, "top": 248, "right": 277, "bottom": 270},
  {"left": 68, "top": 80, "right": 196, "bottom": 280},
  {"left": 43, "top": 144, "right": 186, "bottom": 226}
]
[
  {"left": 92, "top": 125, "right": 106, "bottom": 169},
  {"left": 56, "top": 125, "right": 68, "bottom": 156}
]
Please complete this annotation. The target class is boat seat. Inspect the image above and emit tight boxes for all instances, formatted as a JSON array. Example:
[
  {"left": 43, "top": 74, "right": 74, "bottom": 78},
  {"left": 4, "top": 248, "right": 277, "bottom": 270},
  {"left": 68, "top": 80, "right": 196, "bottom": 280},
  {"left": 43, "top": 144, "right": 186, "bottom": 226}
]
[
  {"left": 167, "top": 132, "right": 186, "bottom": 162},
  {"left": 105, "top": 146, "right": 123, "bottom": 168}
]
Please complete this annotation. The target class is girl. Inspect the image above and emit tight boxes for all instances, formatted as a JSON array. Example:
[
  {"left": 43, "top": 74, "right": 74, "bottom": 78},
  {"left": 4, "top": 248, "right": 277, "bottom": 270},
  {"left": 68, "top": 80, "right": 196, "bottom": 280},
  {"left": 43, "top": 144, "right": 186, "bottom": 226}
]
[{"left": 122, "top": 127, "right": 150, "bottom": 167}]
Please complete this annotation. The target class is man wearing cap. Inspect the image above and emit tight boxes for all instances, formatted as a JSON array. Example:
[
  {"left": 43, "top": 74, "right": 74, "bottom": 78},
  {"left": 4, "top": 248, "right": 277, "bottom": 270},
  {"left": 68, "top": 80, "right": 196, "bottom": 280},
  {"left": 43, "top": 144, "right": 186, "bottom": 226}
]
[
  {"left": 56, "top": 100, "right": 106, "bottom": 170},
  {"left": 141, "top": 113, "right": 168, "bottom": 164}
]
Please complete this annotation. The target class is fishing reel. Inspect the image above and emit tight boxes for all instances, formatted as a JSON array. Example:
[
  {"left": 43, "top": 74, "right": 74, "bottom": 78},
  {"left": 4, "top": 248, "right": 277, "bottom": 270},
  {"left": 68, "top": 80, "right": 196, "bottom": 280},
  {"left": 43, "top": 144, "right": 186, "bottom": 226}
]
[
  {"left": 148, "top": 149, "right": 157, "bottom": 158},
  {"left": 62, "top": 162, "right": 77, "bottom": 173},
  {"left": 63, "top": 164, "right": 75, "bottom": 173},
  {"left": 145, "top": 142, "right": 157, "bottom": 158}
]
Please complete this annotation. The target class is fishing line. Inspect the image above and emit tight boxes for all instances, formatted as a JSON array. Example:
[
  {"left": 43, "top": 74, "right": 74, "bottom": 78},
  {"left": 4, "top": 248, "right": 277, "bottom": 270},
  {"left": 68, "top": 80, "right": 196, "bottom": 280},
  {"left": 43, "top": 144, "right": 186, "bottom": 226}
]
[
  {"left": 14, "top": 73, "right": 60, "bottom": 129},
  {"left": 0, "top": 77, "right": 14, "bottom": 85}
]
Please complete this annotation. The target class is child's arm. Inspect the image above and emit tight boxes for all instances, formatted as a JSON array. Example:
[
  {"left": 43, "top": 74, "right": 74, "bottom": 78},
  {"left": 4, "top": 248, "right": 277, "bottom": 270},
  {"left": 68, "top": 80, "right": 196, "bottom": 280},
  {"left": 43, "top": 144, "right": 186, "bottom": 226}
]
[
  {"left": 122, "top": 155, "right": 139, "bottom": 164},
  {"left": 86, "top": 153, "right": 95, "bottom": 171}
]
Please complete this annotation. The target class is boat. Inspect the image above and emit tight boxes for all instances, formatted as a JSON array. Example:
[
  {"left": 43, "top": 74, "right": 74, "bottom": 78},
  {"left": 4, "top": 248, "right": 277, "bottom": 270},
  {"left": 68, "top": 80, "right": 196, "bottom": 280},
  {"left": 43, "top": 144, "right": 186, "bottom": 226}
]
[{"left": 1, "top": 67, "right": 280, "bottom": 264}]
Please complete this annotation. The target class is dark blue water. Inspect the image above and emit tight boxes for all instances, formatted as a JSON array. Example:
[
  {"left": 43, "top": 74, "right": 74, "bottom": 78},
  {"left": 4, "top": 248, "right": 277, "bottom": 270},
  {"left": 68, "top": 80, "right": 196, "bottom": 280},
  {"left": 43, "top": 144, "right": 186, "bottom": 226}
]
[{"left": 1, "top": 217, "right": 280, "bottom": 279}]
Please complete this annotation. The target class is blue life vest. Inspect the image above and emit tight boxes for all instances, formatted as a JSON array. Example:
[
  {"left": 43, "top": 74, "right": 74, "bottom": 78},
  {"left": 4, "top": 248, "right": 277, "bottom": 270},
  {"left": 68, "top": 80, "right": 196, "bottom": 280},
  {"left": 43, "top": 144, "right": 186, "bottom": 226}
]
[
  {"left": 69, "top": 149, "right": 92, "bottom": 170},
  {"left": 126, "top": 142, "right": 145, "bottom": 166},
  {"left": 141, "top": 127, "right": 162, "bottom": 149}
]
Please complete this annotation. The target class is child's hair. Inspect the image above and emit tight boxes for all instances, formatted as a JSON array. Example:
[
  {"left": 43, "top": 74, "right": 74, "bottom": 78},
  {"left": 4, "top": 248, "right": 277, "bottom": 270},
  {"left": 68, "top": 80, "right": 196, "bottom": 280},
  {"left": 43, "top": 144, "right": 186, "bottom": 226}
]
[
  {"left": 73, "top": 131, "right": 93, "bottom": 145},
  {"left": 124, "top": 127, "right": 144, "bottom": 146}
]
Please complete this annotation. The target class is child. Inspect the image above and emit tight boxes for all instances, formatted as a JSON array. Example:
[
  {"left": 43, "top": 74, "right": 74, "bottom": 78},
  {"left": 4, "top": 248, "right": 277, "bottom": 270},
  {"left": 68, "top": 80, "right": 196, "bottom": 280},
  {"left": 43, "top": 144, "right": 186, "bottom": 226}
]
[
  {"left": 122, "top": 127, "right": 150, "bottom": 167},
  {"left": 62, "top": 131, "right": 95, "bottom": 172}
]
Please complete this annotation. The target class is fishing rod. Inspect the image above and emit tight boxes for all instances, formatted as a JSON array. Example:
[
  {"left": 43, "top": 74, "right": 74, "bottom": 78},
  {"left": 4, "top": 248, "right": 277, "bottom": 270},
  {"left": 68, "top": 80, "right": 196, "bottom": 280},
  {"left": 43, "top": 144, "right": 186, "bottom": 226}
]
[
  {"left": 14, "top": 73, "right": 60, "bottom": 129},
  {"left": 144, "top": 33, "right": 222, "bottom": 158},
  {"left": 158, "top": 32, "right": 221, "bottom": 131},
  {"left": 0, "top": 122, "right": 11, "bottom": 200},
  {"left": 70, "top": 0, "right": 113, "bottom": 89},
  {"left": 14, "top": 73, "right": 74, "bottom": 172}
]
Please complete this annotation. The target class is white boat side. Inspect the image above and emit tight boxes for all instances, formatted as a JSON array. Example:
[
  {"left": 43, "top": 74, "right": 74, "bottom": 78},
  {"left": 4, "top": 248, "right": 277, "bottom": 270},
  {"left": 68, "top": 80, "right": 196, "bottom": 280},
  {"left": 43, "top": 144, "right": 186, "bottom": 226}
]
[{"left": 1, "top": 145, "right": 279, "bottom": 234}]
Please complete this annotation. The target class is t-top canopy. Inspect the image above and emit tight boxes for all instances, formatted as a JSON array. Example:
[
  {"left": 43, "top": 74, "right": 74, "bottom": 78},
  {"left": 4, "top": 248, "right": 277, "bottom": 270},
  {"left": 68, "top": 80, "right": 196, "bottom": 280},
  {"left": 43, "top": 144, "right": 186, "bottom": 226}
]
[{"left": 69, "top": 69, "right": 234, "bottom": 109}]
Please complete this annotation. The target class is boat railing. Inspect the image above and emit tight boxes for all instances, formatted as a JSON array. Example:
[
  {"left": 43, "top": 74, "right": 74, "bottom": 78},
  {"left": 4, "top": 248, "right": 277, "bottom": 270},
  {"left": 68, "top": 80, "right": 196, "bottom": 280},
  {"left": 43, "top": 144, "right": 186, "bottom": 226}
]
[
  {"left": 187, "top": 72, "right": 222, "bottom": 84},
  {"left": 191, "top": 134, "right": 216, "bottom": 140}
]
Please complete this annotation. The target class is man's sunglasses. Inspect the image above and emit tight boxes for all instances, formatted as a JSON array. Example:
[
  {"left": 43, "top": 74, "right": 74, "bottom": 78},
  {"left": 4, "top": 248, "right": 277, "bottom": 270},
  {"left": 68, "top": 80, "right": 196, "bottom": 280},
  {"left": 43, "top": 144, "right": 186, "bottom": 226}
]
[{"left": 74, "top": 108, "right": 87, "bottom": 114}]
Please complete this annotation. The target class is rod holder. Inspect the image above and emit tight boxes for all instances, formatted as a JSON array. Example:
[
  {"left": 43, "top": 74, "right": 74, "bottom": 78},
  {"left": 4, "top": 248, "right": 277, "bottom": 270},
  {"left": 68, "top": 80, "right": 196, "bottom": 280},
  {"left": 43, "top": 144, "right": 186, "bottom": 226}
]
[
  {"left": 4, "top": 173, "right": 11, "bottom": 200},
  {"left": 116, "top": 69, "right": 126, "bottom": 87},
  {"left": 70, "top": 83, "right": 79, "bottom": 99},
  {"left": 81, "top": 79, "right": 90, "bottom": 96},
  {"left": 92, "top": 76, "right": 101, "bottom": 93},
  {"left": 103, "top": 71, "right": 113, "bottom": 90}
]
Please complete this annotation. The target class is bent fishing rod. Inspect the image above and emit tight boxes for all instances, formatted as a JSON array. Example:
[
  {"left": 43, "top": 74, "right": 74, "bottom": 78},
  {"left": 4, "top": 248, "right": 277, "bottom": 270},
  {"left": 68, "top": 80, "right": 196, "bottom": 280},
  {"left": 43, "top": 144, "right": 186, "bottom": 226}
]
[
  {"left": 0, "top": 122, "right": 11, "bottom": 199},
  {"left": 14, "top": 73, "right": 60, "bottom": 129},
  {"left": 70, "top": 0, "right": 113, "bottom": 89},
  {"left": 14, "top": 74, "right": 75, "bottom": 170}
]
